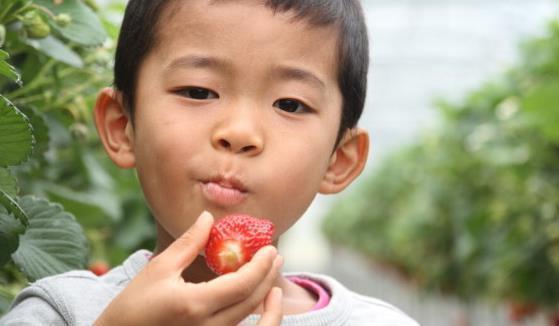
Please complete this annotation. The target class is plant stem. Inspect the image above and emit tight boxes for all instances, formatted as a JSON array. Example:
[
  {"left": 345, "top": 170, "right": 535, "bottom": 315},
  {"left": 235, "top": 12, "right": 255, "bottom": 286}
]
[
  {"left": 53, "top": 75, "right": 105, "bottom": 107},
  {"left": 30, "top": 4, "right": 57, "bottom": 20},
  {"left": 6, "top": 60, "right": 56, "bottom": 98}
]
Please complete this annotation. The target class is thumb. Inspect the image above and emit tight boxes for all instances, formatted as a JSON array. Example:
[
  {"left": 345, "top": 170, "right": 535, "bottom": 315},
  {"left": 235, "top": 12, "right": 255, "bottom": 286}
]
[{"left": 161, "top": 211, "right": 214, "bottom": 272}]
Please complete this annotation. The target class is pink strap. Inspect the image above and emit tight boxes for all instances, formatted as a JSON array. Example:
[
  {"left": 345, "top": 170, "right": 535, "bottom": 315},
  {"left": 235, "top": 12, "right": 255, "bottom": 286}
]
[{"left": 287, "top": 276, "right": 331, "bottom": 311}]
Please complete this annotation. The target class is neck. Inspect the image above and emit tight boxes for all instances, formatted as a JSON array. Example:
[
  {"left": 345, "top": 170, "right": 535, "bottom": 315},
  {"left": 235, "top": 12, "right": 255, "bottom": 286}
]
[{"left": 151, "top": 224, "right": 216, "bottom": 283}]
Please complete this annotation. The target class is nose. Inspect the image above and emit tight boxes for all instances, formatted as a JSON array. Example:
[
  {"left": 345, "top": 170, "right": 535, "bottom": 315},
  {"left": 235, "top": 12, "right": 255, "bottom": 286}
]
[{"left": 211, "top": 105, "right": 264, "bottom": 156}]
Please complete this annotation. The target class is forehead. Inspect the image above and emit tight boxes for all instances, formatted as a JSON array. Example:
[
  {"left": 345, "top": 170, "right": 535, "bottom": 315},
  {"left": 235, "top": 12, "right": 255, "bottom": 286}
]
[{"left": 150, "top": 0, "right": 340, "bottom": 80}]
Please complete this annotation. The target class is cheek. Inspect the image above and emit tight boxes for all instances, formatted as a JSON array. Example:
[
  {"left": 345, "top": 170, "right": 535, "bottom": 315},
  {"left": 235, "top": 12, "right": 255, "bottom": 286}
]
[
  {"left": 132, "top": 118, "right": 200, "bottom": 215},
  {"left": 134, "top": 105, "right": 207, "bottom": 178},
  {"left": 136, "top": 126, "right": 182, "bottom": 179},
  {"left": 264, "top": 137, "right": 334, "bottom": 233}
]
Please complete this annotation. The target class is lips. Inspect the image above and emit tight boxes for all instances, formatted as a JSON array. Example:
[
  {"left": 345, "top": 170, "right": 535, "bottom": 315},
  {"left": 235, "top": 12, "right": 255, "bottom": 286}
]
[{"left": 200, "top": 177, "right": 248, "bottom": 207}]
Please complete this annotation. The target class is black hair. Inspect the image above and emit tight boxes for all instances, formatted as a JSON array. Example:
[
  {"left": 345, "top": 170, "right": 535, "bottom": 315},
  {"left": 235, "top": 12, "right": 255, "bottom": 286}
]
[{"left": 114, "top": 0, "right": 369, "bottom": 145}]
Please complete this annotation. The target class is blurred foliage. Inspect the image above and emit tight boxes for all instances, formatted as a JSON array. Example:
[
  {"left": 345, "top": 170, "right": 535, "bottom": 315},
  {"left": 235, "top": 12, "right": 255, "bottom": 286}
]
[
  {"left": 323, "top": 19, "right": 559, "bottom": 310},
  {"left": 0, "top": 0, "right": 153, "bottom": 315}
]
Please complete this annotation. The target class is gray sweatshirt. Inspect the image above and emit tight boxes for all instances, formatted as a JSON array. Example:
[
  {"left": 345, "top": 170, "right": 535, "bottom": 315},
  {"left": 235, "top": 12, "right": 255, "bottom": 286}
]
[{"left": 0, "top": 250, "right": 419, "bottom": 325}]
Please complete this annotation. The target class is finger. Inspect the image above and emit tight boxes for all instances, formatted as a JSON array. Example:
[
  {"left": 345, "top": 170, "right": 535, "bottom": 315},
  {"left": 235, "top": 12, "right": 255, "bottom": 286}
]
[
  {"left": 257, "top": 287, "right": 283, "bottom": 325},
  {"left": 157, "top": 211, "right": 214, "bottom": 272},
  {"left": 211, "top": 254, "right": 283, "bottom": 324},
  {"left": 203, "top": 246, "right": 278, "bottom": 307}
]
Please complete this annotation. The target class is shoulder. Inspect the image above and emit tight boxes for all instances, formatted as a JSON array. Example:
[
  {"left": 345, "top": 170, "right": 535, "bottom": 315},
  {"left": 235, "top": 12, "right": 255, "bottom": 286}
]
[
  {"left": 26, "top": 267, "right": 127, "bottom": 301},
  {"left": 293, "top": 272, "right": 420, "bottom": 326},
  {"left": 2, "top": 270, "right": 122, "bottom": 325},
  {"left": 346, "top": 291, "right": 420, "bottom": 325},
  {"left": 1, "top": 250, "right": 150, "bottom": 325}
]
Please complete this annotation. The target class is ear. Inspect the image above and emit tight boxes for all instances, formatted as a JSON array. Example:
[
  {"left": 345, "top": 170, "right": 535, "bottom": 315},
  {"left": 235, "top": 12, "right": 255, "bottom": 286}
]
[
  {"left": 319, "top": 128, "right": 369, "bottom": 194},
  {"left": 93, "top": 87, "right": 136, "bottom": 168}
]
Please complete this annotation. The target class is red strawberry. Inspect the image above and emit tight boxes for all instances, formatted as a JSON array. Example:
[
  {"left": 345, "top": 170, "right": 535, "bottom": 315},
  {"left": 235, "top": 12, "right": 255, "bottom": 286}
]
[
  {"left": 205, "top": 214, "right": 275, "bottom": 275},
  {"left": 89, "top": 260, "right": 110, "bottom": 276},
  {"left": 507, "top": 302, "right": 537, "bottom": 322}
]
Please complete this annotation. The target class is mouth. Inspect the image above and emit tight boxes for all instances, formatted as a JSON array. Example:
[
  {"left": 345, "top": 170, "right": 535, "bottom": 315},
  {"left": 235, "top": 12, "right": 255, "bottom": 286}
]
[
  {"left": 200, "top": 176, "right": 248, "bottom": 207},
  {"left": 208, "top": 176, "right": 248, "bottom": 192}
]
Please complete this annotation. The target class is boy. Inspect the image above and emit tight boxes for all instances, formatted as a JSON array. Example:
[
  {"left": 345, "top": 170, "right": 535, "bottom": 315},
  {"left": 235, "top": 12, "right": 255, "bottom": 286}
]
[{"left": 1, "top": 0, "right": 419, "bottom": 325}]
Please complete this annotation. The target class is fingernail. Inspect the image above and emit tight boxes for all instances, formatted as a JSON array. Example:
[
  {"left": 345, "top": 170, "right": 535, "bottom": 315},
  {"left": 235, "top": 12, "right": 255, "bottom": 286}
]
[
  {"left": 254, "top": 246, "right": 277, "bottom": 260},
  {"left": 273, "top": 255, "right": 284, "bottom": 269},
  {"left": 199, "top": 210, "right": 213, "bottom": 223},
  {"left": 274, "top": 287, "right": 283, "bottom": 298}
]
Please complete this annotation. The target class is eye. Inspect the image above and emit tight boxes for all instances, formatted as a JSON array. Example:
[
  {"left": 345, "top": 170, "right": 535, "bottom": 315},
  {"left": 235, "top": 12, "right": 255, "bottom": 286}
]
[
  {"left": 273, "top": 98, "right": 310, "bottom": 113},
  {"left": 176, "top": 87, "right": 219, "bottom": 100}
]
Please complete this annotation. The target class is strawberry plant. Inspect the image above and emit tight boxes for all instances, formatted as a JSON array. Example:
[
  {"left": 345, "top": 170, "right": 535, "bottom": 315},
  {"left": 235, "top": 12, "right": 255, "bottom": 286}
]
[
  {"left": 323, "top": 18, "right": 559, "bottom": 321},
  {"left": 0, "top": 0, "right": 134, "bottom": 314}
]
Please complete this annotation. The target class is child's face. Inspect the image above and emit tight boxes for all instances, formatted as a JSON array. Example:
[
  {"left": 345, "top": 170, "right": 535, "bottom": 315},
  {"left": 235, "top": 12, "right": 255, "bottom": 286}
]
[{"left": 126, "top": 1, "right": 347, "bottom": 243}]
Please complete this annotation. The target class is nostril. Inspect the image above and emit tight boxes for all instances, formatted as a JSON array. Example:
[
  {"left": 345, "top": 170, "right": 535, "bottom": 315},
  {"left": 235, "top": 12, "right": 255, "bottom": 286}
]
[
  {"left": 214, "top": 137, "right": 261, "bottom": 154},
  {"left": 241, "top": 145, "right": 256, "bottom": 153},
  {"left": 218, "top": 139, "right": 230, "bottom": 149}
]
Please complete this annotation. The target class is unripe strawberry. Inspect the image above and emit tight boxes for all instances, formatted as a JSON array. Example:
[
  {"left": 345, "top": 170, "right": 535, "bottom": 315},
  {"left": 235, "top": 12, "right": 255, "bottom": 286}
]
[
  {"left": 205, "top": 214, "right": 275, "bottom": 275},
  {"left": 54, "top": 14, "right": 72, "bottom": 27},
  {"left": 22, "top": 11, "right": 50, "bottom": 39}
]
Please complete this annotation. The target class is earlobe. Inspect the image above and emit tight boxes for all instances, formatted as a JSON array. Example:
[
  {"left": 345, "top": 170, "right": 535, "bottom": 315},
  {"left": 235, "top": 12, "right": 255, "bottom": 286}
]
[
  {"left": 93, "top": 87, "right": 136, "bottom": 168},
  {"left": 319, "top": 128, "right": 369, "bottom": 194}
]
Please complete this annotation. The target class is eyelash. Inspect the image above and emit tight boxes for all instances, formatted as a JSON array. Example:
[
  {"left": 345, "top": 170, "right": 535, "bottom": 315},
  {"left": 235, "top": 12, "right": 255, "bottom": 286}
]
[
  {"left": 175, "top": 86, "right": 219, "bottom": 100},
  {"left": 174, "top": 87, "right": 312, "bottom": 113},
  {"left": 273, "top": 98, "right": 312, "bottom": 114}
]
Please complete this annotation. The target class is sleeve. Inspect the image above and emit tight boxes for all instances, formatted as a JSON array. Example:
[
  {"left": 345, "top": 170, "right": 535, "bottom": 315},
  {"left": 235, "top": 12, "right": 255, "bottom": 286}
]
[
  {"left": 352, "top": 293, "right": 420, "bottom": 326},
  {"left": 0, "top": 296, "right": 66, "bottom": 325}
]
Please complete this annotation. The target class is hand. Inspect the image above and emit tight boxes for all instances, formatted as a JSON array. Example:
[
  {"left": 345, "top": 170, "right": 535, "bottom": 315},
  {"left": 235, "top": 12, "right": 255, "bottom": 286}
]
[{"left": 94, "top": 211, "right": 284, "bottom": 326}]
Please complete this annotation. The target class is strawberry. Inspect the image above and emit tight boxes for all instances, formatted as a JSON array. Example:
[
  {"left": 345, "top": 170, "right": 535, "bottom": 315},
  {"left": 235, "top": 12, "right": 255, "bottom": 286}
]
[
  {"left": 205, "top": 214, "right": 275, "bottom": 275},
  {"left": 89, "top": 260, "right": 110, "bottom": 276},
  {"left": 508, "top": 302, "right": 538, "bottom": 322}
]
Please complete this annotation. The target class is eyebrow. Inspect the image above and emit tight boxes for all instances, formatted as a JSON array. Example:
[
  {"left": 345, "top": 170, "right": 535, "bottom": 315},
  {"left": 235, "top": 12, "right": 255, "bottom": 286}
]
[
  {"left": 164, "top": 55, "right": 326, "bottom": 91},
  {"left": 274, "top": 65, "right": 327, "bottom": 91},
  {"left": 165, "top": 55, "right": 231, "bottom": 72}
]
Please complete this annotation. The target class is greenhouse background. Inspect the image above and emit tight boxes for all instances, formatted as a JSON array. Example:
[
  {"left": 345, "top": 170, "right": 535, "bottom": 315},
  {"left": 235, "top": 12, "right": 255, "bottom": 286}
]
[
  {"left": 282, "top": 0, "right": 559, "bottom": 270},
  {"left": 283, "top": 1, "right": 559, "bottom": 325}
]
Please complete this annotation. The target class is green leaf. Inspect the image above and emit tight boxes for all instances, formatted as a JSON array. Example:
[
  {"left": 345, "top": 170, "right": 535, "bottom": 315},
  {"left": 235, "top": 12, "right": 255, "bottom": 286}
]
[
  {"left": 26, "top": 36, "right": 83, "bottom": 68},
  {"left": 0, "top": 24, "right": 5, "bottom": 47},
  {"left": 12, "top": 196, "right": 88, "bottom": 281},
  {"left": 0, "top": 189, "right": 28, "bottom": 227},
  {"left": 0, "top": 209, "right": 25, "bottom": 268},
  {"left": 43, "top": 183, "right": 117, "bottom": 228},
  {"left": 0, "top": 289, "right": 14, "bottom": 315},
  {"left": 0, "top": 50, "right": 21, "bottom": 85},
  {"left": 0, "top": 96, "right": 34, "bottom": 167},
  {"left": 19, "top": 107, "right": 50, "bottom": 162},
  {"left": 0, "top": 167, "right": 17, "bottom": 197},
  {"left": 34, "top": 0, "right": 107, "bottom": 46}
]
